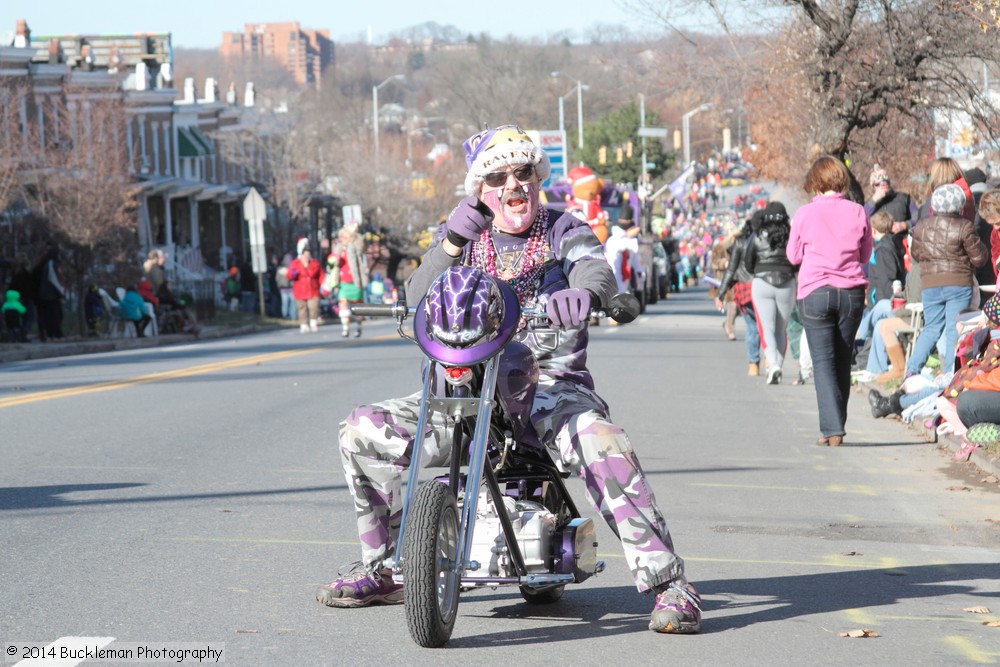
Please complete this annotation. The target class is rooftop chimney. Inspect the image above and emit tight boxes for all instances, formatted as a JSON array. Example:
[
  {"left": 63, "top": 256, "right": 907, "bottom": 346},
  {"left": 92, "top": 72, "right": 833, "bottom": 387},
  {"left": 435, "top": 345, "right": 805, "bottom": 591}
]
[
  {"left": 47, "top": 37, "right": 61, "bottom": 63},
  {"left": 14, "top": 19, "right": 30, "bottom": 48},
  {"left": 204, "top": 77, "right": 218, "bottom": 103}
]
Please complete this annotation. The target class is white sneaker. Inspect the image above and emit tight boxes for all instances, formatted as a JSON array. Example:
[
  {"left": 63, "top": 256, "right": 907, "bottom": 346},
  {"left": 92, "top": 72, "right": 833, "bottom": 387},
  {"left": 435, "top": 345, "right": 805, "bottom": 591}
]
[
  {"left": 766, "top": 366, "right": 782, "bottom": 385},
  {"left": 309, "top": 319, "right": 319, "bottom": 333},
  {"left": 851, "top": 370, "right": 875, "bottom": 384},
  {"left": 300, "top": 323, "right": 309, "bottom": 334}
]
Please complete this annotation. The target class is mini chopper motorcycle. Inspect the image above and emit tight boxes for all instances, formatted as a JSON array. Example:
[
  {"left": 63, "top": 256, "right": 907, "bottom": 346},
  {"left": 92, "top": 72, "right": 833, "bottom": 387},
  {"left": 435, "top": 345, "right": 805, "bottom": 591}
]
[{"left": 352, "top": 265, "right": 639, "bottom": 648}]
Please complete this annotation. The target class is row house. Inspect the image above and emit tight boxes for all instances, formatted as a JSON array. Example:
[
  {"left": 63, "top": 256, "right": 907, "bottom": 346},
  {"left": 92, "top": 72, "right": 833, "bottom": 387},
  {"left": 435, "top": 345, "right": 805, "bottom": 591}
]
[{"left": 2, "top": 19, "right": 273, "bottom": 291}]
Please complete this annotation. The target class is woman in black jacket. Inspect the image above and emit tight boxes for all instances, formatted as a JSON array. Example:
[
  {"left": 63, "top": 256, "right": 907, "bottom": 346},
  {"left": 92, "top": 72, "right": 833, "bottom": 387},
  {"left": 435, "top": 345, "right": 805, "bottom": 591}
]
[
  {"left": 745, "top": 202, "right": 796, "bottom": 384},
  {"left": 716, "top": 214, "right": 762, "bottom": 376}
]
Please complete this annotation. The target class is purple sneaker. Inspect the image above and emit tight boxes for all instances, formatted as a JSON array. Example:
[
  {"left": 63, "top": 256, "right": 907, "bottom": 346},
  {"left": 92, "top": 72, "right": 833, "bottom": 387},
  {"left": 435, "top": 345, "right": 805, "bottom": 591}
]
[
  {"left": 649, "top": 581, "right": 701, "bottom": 633},
  {"left": 316, "top": 564, "right": 403, "bottom": 608}
]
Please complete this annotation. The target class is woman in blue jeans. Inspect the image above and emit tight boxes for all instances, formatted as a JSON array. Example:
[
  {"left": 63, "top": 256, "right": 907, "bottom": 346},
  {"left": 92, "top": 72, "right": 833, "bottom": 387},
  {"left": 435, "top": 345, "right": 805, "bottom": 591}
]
[
  {"left": 906, "top": 183, "right": 987, "bottom": 377},
  {"left": 786, "top": 156, "right": 872, "bottom": 446}
]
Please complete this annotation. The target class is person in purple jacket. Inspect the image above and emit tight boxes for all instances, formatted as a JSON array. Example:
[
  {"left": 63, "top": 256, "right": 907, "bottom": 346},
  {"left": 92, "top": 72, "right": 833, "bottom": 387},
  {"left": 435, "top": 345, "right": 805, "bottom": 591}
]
[
  {"left": 316, "top": 125, "right": 701, "bottom": 635},
  {"left": 786, "top": 156, "right": 873, "bottom": 447}
]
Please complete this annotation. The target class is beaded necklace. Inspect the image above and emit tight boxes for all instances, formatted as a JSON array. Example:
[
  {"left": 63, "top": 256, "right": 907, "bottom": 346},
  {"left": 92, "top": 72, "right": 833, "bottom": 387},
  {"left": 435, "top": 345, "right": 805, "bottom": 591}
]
[{"left": 471, "top": 207, "right": 550, "bottom": 328}]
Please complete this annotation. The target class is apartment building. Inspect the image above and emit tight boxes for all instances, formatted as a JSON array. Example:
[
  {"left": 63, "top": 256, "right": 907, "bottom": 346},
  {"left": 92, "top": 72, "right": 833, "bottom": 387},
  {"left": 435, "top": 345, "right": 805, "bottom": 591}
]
[
  {"left": 1, "top": 19, "right": 279, "bottom": 290},
  {"left": 220, "top": 22, "right": 334, "bottom": 87}
]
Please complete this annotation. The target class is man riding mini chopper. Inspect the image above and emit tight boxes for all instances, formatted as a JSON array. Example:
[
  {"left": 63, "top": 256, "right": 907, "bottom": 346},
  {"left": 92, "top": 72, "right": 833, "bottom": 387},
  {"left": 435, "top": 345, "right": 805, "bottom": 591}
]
[{"left": 315, "top": 125, "right": 701, "bottom": 643}]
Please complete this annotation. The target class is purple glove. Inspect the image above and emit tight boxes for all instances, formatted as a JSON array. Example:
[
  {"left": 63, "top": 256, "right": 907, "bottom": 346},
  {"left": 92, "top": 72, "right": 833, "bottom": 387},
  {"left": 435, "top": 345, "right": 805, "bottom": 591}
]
[
  {"left": 546, "top": 288, "right": 591, "bottom": 329},
  {"left": 445, "top": 196, "right": 494, "bottom": 247}
]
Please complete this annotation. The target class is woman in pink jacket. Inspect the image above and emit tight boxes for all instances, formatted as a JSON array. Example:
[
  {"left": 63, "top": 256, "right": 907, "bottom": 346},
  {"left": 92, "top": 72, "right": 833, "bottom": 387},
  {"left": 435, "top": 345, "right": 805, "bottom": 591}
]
[
  {"left": 287, "top": 238, "right": 324, "bottom": 333},
  {"left": 786, "top": 156, "right": 873, "bottom": 447}
]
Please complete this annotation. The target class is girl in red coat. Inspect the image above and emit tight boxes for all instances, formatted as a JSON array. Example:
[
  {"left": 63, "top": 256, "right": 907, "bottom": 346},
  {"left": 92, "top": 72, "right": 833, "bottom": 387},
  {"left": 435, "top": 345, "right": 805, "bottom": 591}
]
[{"left": 287, "top": 238, "right": 324, "bottom": 333}]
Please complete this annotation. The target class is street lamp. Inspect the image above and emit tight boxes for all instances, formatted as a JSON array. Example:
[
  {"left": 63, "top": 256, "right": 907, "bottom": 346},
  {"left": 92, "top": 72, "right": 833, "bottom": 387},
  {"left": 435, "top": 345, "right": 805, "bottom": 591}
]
[
  {"left": 552, "top": 72, "right": 589, "bottom": 153},
  {"left": 682, "top": 102, "right": 713, "bottom": 167},
  {"left": 372, "top": 74, "right": 405, "bottom": 157}
]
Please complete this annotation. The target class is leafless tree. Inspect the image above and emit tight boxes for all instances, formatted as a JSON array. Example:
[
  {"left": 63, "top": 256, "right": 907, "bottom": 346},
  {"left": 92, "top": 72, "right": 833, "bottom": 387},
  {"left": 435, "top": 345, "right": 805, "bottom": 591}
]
[
  {"left": 0, "top": 84, "right": 32, "bottom": 273},
  {"left": 626, "top": 0, "right": 1000, "bottom": 194},
  {"left": 0, "top": 85, "right": 24, "bottom": 218},
  {"left": 173, "top": 48, "right": 297, "bottom": 108},
  {"left": 953, "top": 0, "right": 1000, "bottom": 32},
  {"left": 27, "top": 85, "right": 138, "bottom": 332}
]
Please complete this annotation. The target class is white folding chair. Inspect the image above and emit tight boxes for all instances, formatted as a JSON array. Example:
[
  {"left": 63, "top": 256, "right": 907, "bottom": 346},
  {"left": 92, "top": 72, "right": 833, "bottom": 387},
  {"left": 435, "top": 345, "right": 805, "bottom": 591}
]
[
  {"left": 901, "top": 302, "right": 924, "bottom": 362},
  {"left": 98, "top": 288, "right": 135, "bottom": 339}
]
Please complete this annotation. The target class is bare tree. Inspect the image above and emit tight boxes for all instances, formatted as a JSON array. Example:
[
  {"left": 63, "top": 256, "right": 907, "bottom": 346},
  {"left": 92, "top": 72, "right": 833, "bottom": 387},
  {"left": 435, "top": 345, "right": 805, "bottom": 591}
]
[
  {"left": 0, "top": 84, "right": 33, "bottom": 273},
  {"left": 173, "top": 48, "right": 298, "bottom": 108},
  {"left": 0, "top": 85, "right": 23, "bottom": 218},
  {"left": 627, "top": 0, "right": 1000, "bottom": 192},
  {"left": 27, "top": 85, "right": 138, "bottom": 332},
  {"left": 424, "top": 39, "right": 560, "bottom": 131},
  {"left": 953, "top": 0, "right": 1000, "bottom": 32}
]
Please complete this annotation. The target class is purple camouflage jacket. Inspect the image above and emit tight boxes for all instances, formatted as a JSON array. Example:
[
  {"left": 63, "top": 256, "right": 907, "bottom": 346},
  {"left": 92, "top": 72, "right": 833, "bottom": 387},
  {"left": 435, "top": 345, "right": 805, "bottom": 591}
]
[{"left": 406, "top": 208, "right": 616, "bottom": 388}]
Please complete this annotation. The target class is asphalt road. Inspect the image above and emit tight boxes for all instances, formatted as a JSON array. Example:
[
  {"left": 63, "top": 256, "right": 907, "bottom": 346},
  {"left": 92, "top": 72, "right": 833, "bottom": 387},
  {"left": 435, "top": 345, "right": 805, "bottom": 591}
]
[{"left": 2, "top": 285, "right": 999, "bottom": 666}]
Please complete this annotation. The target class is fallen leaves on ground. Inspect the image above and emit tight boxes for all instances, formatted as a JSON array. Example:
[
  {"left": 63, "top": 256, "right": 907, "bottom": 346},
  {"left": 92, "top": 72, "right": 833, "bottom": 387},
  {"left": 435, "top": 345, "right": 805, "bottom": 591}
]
[
  {"left": 983, "top": 620, "right": 1000, "bottom": 628},
  {"left": 946, "top": 485, "right": 973, "bottom": 491},
  {"left": 964, "top": 606, "right": 992, "bottom": 614},
  {"left": 982, "top": 475, "right": 998, "bottom": 484},
  {"left": 840, "top": 628, "right": 879, "bottom": 638},
  {"left": 841, "top": 551, "right": 862, "bottom": 556}
]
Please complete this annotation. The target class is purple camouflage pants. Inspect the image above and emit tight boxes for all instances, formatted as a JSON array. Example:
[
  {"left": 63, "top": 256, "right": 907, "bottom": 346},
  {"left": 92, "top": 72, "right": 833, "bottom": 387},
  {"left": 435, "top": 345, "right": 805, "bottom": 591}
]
[{"left": 338, "top": 374, "right": 686, "bottom": 592}]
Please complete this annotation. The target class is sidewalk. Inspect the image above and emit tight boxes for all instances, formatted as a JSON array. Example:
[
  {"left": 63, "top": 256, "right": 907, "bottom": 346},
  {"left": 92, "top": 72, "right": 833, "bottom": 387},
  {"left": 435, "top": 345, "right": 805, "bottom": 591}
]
[
  {"left": 0, "top": 321, "right": 283, "bottom": 364},
  {"left": 902, "top": 399, "right": 1000, "bottom": 484},
  {"left": 854, "top": 381, "right": 1000, "bottom": 487}
]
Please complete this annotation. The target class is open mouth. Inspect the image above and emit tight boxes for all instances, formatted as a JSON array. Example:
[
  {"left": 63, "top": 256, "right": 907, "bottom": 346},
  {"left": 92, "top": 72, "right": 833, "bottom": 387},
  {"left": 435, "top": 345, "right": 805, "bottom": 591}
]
[{"left": 503, "top": 192, "right": 528, "bottom": 212}]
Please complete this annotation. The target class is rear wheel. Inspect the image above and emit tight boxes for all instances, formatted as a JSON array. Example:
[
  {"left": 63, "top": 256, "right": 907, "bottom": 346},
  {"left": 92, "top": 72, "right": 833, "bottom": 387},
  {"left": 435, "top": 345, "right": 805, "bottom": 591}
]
[{"left": 403, "top": 481, "right": 461, "bottom": 648}]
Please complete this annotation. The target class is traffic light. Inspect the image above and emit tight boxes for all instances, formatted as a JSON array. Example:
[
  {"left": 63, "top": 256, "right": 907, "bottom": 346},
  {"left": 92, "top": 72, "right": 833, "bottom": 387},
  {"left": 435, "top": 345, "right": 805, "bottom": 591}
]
[
  {"left": 599, "top": 146, "right": 607, "bottom": 164},
  {"left": 626, "top": 141, "right": 633, "bottom": 158},
  {"left": 616, "top": 146, "right": 623, "bottom": 163},
  {"left": 673, "top": 129, "right": 681, "bottom": 151}
]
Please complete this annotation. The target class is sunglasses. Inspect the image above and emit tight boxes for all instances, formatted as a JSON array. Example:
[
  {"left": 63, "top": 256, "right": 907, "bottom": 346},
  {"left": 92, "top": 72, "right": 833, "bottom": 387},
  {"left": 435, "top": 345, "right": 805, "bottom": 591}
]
[{"left": 482, "top": 164, "right": 535, "bottom": 188}]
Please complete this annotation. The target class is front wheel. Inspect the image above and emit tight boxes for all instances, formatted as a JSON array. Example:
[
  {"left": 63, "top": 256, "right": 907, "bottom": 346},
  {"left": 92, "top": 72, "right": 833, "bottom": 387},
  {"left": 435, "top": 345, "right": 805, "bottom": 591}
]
[{"left": 403, "top": 481, "right": 461, "bottom": 648}]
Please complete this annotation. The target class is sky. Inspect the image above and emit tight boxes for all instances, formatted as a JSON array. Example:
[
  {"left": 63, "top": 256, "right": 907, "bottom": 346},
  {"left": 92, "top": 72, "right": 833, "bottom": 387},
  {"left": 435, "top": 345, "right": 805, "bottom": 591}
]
[{"left": 0, "top": 0, "right": 696, "bottom": 49}]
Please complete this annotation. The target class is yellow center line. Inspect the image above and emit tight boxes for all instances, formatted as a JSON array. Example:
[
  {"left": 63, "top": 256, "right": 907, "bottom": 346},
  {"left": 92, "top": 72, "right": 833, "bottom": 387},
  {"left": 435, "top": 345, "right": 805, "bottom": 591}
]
[
  {"left": 0, "top": 347, "right": 320, "bottom": 408},
  {"left": 2, "top": 331, "right": 403, "bottom": 409},
  {"left": 943, "top": 635, "right": 1000, "bottom": 663}
]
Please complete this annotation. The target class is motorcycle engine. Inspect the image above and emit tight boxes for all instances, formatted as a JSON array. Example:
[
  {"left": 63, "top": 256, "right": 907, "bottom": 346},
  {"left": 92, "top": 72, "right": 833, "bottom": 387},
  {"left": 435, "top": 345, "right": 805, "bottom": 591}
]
[{"left": 465, "top": 490, "right": 556, "bottom": 579}]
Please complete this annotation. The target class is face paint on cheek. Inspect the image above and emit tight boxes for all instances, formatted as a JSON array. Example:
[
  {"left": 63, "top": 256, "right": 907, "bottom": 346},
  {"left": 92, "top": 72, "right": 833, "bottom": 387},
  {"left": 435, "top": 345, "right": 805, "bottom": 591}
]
[{"left": 481, "top": 190, "right": 503, "bottom": 218}]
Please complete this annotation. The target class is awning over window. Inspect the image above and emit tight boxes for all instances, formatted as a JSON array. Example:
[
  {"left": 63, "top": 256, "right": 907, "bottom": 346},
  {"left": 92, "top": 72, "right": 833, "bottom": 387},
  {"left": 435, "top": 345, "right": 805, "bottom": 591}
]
[
  {"left": 177, "top": 126, "right": 215, "bottom": 157},
  {"left": 178, "top": 127, "right": 206, "bottom": 157},
  {"left": 190, "top": 127, "right": 215, "bottom": 155}
]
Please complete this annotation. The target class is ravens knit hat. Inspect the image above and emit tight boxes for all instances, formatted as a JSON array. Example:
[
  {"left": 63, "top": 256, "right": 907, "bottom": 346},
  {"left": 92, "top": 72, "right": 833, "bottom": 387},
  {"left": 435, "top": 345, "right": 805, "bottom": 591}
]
[{"left": 462, "top": 125, "right": 550, "bottom": 196}]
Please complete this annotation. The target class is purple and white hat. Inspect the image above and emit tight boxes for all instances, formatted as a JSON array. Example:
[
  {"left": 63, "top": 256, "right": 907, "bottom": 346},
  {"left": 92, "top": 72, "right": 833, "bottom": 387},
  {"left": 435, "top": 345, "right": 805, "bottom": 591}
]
[{"left": 462, "top": 125, "right": 551, "bottom": 196}]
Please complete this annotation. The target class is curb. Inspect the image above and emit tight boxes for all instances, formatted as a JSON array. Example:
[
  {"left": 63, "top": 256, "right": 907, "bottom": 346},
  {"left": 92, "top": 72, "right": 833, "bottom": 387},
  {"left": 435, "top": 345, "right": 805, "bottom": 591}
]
[
  {"left": 858, "top": 382, "right": 1000, "bottom": 483},
  {"left": 907, "top": 416, "right": 1000, "bottom": 482},
  {"left": 0, "top": 324, "right": 282, "bottom": 365}
]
